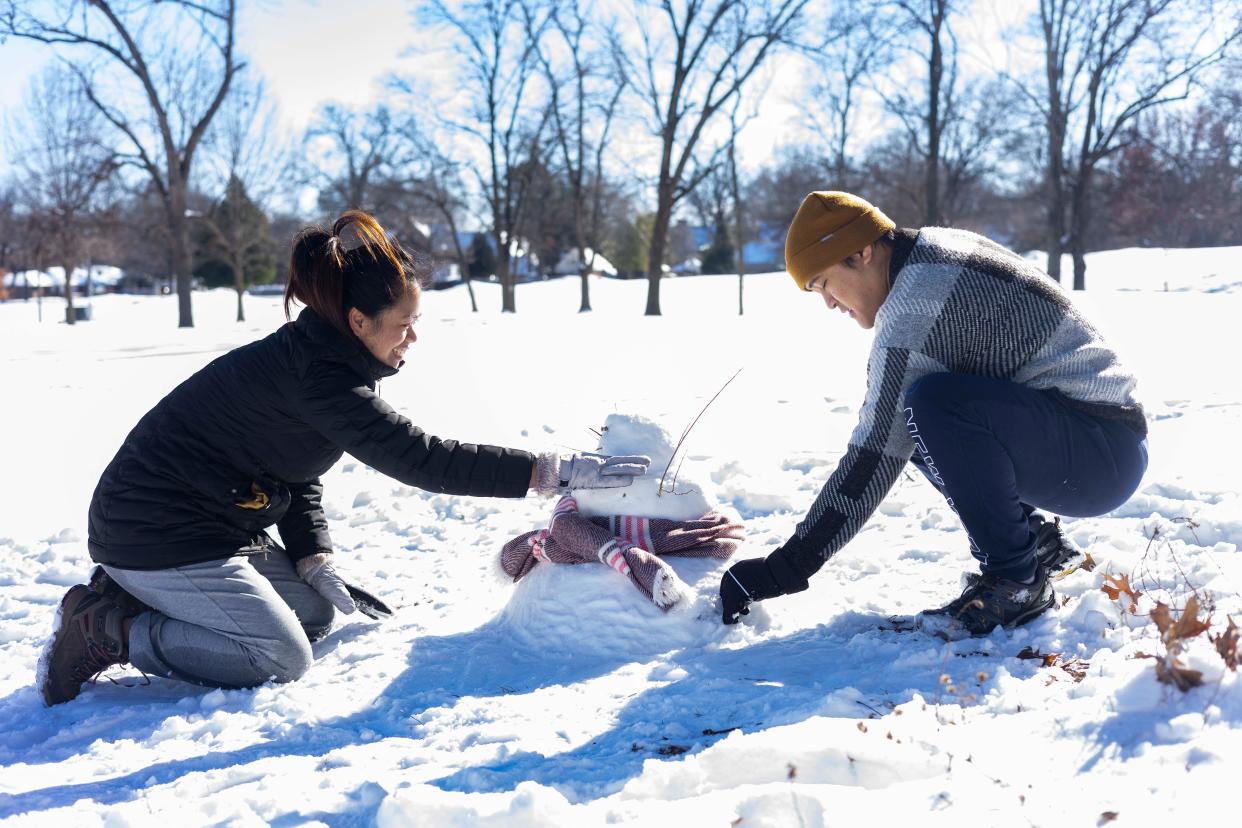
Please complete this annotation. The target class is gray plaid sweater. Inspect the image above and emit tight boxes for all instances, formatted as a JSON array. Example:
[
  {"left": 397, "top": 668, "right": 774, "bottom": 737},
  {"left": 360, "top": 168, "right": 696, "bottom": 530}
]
[{"left": 776, "top": 226, "right": 1146, "bottom": 580}]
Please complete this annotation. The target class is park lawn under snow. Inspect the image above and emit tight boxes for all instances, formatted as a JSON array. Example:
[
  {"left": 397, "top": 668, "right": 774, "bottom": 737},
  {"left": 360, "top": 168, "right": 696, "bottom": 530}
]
[{"left": 0, "top": 245, "right": 1240, "bottom": 826}]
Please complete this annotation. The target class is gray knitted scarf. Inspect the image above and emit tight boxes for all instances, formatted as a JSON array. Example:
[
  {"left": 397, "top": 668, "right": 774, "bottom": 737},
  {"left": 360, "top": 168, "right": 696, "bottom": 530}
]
[{"left": 500, "top": 496, "right": 743, "bottom": 610}]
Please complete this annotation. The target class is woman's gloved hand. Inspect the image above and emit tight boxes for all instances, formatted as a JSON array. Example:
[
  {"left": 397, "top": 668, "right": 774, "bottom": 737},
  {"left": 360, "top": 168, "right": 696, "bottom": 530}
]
[
  {"left": 535, "top": 451, "right": 650, "bottom": 495},
  {"left": 295, "top": 552, "right": 357, "bottom": 615}
]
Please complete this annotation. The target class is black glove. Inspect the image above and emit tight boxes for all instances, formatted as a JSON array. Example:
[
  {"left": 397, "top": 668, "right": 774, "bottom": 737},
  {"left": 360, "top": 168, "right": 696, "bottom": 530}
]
[{"left": 719, "top": 549, "right": 810, "bottom": 624}]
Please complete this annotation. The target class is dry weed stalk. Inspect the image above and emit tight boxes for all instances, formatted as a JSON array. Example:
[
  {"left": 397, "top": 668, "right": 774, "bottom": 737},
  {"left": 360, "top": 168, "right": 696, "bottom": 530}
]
[
  {"left": 1108, "top": 517, "right": 1236, "bottom": 692},
  {"left": 657, "top": 368, "right": 742, "bottom": 497}
]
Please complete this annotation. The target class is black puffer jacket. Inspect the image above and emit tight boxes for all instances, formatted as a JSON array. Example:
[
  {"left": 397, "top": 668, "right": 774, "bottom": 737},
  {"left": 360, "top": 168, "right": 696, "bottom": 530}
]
[{"left": 88, "top": 308, "right": 535, "bottom": 570}]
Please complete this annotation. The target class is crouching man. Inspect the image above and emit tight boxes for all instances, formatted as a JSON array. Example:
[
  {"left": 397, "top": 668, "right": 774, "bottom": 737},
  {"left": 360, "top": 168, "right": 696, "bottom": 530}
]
[{"left": 720, "top": 192, "right": 1148, "bottom": 637}]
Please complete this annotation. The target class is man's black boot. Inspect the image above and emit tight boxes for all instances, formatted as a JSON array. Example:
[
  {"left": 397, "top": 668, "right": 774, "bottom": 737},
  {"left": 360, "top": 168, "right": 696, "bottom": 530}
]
[
  {"left": 1030, "top": 514, "right": 1086, "bottom": 580},
  {"left": 919, "top": 565, "right": 1055, "bottom": 639}
]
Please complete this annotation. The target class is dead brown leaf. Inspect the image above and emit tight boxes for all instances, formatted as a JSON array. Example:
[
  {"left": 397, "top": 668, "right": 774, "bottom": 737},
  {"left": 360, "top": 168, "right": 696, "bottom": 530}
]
[
  {"left": 1155, "top": 658, "right": 1204, "bottom": 691},
  {"left": 1152, "top": 597, "right": 1212, "bottom": 644},
  {"left": 1171, "top": 595, "right": 1212, "bottom": 642},
  {"left": 1060, "top": 656, "right": 1090, "bottom": 682},
  {"left": 1213, "top": 616, "right": 1239, "bottom": 671},
  {"left": 1101, "top": 573, "right": 1141, "bottom": 613},
  {"left": 1150, "top": 601, "right": 1172, "bottom": 634},
  {"left": 1016, "top": 647, "right": 1088, "bottom": 682}
]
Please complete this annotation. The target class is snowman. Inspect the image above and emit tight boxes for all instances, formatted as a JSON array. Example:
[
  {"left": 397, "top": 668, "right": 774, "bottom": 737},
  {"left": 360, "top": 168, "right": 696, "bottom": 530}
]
[{"left": 500, "top": 413, "right": 742, "bottom": 610}]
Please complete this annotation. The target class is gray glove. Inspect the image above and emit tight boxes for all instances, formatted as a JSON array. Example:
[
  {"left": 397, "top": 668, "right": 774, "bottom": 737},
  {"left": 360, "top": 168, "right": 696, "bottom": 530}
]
[
  {"left": 295, "top": 553, "right": 357, "bottom": 615},
  {"left": 535, "top": 451, "right": 650, "bottom": 494}
]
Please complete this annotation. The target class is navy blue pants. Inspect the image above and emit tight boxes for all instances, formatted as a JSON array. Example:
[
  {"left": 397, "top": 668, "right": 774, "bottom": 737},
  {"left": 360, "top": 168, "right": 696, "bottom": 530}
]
[{"left": 904, "top": 373, "right": 1148, "bottom": 581}]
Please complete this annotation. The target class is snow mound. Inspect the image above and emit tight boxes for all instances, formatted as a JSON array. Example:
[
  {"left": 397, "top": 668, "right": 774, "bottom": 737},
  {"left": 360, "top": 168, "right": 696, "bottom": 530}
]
[
  {"left": 574, "top": 413, "right": 711, "bottom": 522},
  {"left": 496, "top": 558, "right": 726, "bottom": 659}
]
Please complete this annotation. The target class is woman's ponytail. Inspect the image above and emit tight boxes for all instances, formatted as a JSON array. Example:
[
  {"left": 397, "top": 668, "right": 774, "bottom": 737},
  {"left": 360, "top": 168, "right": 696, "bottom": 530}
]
[
  {"left": 284, "top": 210, "right": 429, "bottom": 340},
  {"left": 285, "top": 227, "right": 347, "bottom": 334}
]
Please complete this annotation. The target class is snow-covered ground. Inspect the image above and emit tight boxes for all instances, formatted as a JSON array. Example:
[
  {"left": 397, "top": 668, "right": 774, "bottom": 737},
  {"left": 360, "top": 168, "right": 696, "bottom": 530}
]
[{"left": 0, "top": 246, "right": 1239, "bottom": 826}]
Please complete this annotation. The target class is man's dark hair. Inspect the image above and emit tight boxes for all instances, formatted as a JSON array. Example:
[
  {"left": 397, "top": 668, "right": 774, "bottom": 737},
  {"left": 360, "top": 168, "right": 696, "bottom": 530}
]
[{"left": 839, "top": 228, "right": 897, "bottom": 269}]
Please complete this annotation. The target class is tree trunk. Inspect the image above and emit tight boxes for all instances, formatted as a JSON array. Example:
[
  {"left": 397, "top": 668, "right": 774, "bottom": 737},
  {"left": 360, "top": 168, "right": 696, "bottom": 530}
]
[
  {"left": 1045, "top": 204, "right": 1065, "bottom": 283},
  {"left": 1043, "top": 12, "right": 1066, "bottom": 284},
  {"left": 464, "top": 271, "right": 478, "bottom": 313},
  {"left": 62, "top": 262, "right": 76, "bottom": 325},
  {"left": 498, "top": 242, "right": 515, "bottom": 313},
  {"left": 736, "top": 230, "right": 746, "bottom": 317},
  {"left": 729, "top": 138, "right": 745, "bottom": 316},
  {"left": 1068, "top": 168, "right": 1091, "bottom": 291},
  {"left": 576, "top": 212, "right": 591, "bottom": 313},
  {"left": 644, "top": 188, "right": 674, "bottom": 316},
  {"left": 579, "top": 267, "right": 592, "bottom": 312},
  {"left": 169, "top": 188, "right": 194, "bottom": 328},
  {"left": 232, "top": 260, "right": 246, "bottom": 322},
  {"left": 925, "top": 7, "right": 944, "bottom": 226},
  {"left": 1044, "top": 105, "right": 1066, "bottom": 282}
]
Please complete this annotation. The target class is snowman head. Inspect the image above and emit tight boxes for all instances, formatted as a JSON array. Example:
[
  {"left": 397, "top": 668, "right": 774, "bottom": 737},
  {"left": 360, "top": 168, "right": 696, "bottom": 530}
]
[{"left": 576, "top": 413, "right": 710, "bottom": 521}]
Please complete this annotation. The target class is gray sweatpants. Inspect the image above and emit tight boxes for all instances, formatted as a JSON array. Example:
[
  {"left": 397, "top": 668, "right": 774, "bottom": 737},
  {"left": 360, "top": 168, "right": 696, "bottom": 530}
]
[{"left": 104, "top": 548, "right": 334, "bottom": 689}]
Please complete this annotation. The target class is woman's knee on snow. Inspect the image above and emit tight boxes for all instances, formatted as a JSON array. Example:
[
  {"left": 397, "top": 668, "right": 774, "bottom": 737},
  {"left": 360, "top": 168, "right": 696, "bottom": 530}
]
[
  {"left": 298, "top": 597, "right": 336, "bottom": 644},
  {"left": 251, "top": 630, "right": 316, "bottom": 683}
]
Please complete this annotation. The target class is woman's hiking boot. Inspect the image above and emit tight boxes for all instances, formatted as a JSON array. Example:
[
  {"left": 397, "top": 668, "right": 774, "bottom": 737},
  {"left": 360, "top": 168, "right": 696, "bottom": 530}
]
[
  {"left": 918, "top": 565, "right": 1055, "bottom": 639},
  {"left": 39, "top": 585, "right": 130, "bottom": 706},
  {"left": 88, "top": 565, "right": 152, "bottom": 617}
]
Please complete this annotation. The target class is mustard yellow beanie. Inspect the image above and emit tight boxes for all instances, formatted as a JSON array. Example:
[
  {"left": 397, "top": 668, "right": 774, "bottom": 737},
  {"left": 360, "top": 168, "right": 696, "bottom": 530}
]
[{"left": 784, "top": 191, "right": 895, "bottom": 291}]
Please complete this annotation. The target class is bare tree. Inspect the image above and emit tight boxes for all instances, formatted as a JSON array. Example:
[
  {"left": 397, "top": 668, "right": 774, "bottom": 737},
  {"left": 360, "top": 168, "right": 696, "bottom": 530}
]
[
  {"left": 2, "top": 0, "right": 242, "bottom": 328},
  {"left": 804, "top": 0, "right": 893, "bottom": 188},
  {"left": 1029, "top": 0, "right": 1242, "bottom": 289},
  {"left": 0, "top": 187, "right": 19, "bottom": 283},
  {"left": 407, "top": 138, "right": 482, "bottom": 313},
  {"left": 882, "top": 0, "right": 961, "bottom": 226},
  {"left": 196, "top": 79, "right": 286, "bottom": 322},
  {"left": 725, "top": 94, "right": 760, "bottom": 315},
  {"left": 305, "top": 103, "right": 414, "bottom": 219},
  {"left": 6, "top": 67, "right": 117, "bottom": 324},
  {"left": 532, "top": 0, "right": 627, "bottom": 312},
  {"left": 421, "top": 0, "right": 550, "bottom": 313},
  {"left": 628, "top": 0, "right": 809, "bottom": 315}
]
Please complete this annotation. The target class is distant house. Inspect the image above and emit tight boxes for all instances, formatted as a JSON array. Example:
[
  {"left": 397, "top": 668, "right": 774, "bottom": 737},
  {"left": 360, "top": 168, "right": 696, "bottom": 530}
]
[
  {"left": 550, "top": 248, "right": 617, "bottom": 277},
  {"left": 741, "top": 237, "right": 784, "bottom": 272},
  {"left": 2, "top": 265, "right": 125, "bottom": 299},
  {"left": 448, "top": 229, "right": 540, "bottom": 281},
  {"left": 677, "top": 221, "right": 787, "bottom": 274}
]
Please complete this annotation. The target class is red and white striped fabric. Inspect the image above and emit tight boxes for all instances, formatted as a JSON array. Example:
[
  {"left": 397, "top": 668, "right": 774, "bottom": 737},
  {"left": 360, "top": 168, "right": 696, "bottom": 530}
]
[{"left": 500, "top": 497, "right": 743, "bottom": 610}]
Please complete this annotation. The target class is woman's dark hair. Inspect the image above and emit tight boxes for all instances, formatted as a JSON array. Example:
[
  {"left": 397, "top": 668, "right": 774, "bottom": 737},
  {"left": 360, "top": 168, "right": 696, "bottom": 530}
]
[{"left": 284, "top": 210, "right": 431, "bottom": 337}]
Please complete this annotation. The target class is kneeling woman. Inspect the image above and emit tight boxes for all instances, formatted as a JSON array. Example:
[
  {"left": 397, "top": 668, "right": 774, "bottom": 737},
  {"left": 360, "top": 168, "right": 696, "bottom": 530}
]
[{"left": 42, "top": 211, "right": 647, "bottom": 705}]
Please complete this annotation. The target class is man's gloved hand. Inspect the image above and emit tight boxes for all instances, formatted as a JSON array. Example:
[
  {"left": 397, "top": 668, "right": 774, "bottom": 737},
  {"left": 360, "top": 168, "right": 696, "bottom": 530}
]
[
  {"left": 719, "top": 549, "right": 810, "bottom": 624},
  {"left": 536, "top": 451, "right": 650, "bottom": 494},
  {"left": 296, "top": 552, "right": 357, "bottom": 615}
]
